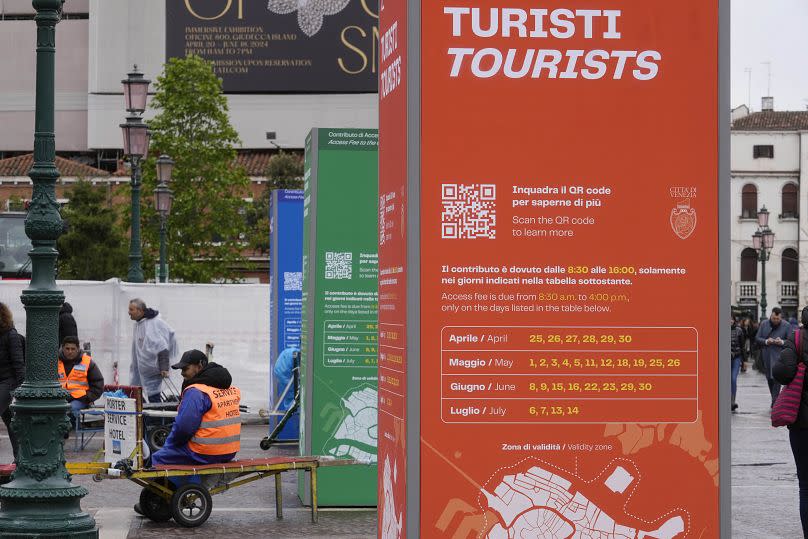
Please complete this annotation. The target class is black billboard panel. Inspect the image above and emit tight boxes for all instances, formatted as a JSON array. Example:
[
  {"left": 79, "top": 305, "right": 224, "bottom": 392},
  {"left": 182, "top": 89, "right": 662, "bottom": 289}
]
[{"left": 166, "top": 0, "right": 379, "bottom": 93}]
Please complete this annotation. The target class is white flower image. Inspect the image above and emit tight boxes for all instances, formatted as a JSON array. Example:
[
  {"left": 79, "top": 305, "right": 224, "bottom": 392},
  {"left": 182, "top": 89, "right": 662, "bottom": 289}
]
[{"left": 267, "top": 0, "right": 350, "bottom": 37}]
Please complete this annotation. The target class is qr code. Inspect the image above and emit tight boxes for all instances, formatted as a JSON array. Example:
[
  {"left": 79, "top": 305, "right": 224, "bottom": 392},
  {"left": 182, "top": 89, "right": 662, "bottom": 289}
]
[
  {"left": 325, "top": 252, "right": 352, "bottom": 279},
  {"left": 283, "top": 271, "right": 303, "bottom": 291},
  {"left": 441, "top": 184, "right": 496, "bottom": 239}
]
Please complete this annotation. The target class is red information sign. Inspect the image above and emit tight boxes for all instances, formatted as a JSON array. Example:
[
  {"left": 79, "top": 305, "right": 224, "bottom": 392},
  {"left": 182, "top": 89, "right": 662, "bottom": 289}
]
[
  {"left": 379, "top": 2, "right": 726, "bottom": 537},
  {"left": 378, "top": 1, "right": 408, "bottom": 536}
]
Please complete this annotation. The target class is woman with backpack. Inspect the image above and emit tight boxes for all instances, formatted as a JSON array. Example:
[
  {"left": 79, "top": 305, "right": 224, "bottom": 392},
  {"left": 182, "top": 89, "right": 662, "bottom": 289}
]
[
  {"left": 773, "top": 306, "right": 808, "bottom": 538},
  {"left": 0, "top": 302, "right": 24, "bottom": 462}
]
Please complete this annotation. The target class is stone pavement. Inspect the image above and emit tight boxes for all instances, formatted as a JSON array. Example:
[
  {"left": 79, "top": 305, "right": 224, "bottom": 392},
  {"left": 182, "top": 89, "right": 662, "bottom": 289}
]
[
  {"left": 732, "top": 363, "right": 803, "bottom": 538},
  {"left": 0, "top": 373, "right": 800, "bottom": 537},
  {"left": 0, "top": 424, "right": 377, "bottom": 538}
]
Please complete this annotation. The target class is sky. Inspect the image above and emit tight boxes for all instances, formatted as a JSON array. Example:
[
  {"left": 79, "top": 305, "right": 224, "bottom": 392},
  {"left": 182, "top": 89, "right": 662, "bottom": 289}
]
[{"left": 732, "top": 0, "right": 808, "bottom": 112}]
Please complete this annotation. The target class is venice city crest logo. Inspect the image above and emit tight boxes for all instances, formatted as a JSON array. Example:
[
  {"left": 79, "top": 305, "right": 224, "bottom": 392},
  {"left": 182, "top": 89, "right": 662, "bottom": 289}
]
[{"left": 669, "top": 187, "right": 697, "bottom": 240}]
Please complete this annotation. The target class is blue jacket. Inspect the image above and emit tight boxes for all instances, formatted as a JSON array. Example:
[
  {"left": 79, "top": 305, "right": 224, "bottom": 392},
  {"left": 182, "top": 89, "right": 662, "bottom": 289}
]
[
  {"left": 151, "top": 363, "right": 237, "bottom": 466},
  {"left": 273, "top": 347, "right": 299, "bottom": 410}
]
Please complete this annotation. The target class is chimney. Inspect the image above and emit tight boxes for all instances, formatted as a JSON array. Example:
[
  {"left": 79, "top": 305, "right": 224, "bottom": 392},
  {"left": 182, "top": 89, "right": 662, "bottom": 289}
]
[{"left": 762, "top": 96, "right": 774, "bottom": 111}]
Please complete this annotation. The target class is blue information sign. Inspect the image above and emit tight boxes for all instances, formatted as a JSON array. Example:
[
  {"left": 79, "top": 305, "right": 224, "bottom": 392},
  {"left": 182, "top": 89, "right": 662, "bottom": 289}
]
[{"left": 270, "top": 189, "right": 304, "bottom": 440}]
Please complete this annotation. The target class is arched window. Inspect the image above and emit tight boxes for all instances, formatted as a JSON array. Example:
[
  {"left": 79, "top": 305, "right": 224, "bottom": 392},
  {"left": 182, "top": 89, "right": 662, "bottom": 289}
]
[
  {"left": 741, "top": 248, "right": 758, "bottom": 281},
  {"left": 742, "top": 184, "right": 758, "bottom": 219},
  {"left": 782, "top": 183, "right": 799, "bottom": 218},
  {"left": 782, "top": 248, "right": 799, "bottom": 282}
]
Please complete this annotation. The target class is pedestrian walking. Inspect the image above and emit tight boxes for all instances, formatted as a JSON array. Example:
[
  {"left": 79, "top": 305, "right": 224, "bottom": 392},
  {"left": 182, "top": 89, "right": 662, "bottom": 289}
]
[
  {"left": 128, "top": 298, "right": 178, "bottom": 403},
  {"left": 750, "top": 318, "right": 762, "bottom": 371},
  {"left": 740, "top": 317, "right": 751, "bottom": 372},
  {"left": 757, "top": 307, "right": 792, "bottom": 406},
  {"left": 0, "top": 302, "right": 24, "bottom": 461},
  {"left": 772, "top": 309, "right": 808, "bottom": 538},
  {"left": 731, "top": 316, "right": 744, "bottom": 411},
  {"left": 58, "top": 301, "right": 78, "bottom": 345}
]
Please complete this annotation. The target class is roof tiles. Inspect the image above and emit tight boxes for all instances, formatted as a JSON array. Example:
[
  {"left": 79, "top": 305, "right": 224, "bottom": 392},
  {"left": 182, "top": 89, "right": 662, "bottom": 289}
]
[
  {"left": 0, "top": 154, "right": 110, "bottom": 178},
  {"left": 732, "top": 111, "right": 808, "bottom": 131}
]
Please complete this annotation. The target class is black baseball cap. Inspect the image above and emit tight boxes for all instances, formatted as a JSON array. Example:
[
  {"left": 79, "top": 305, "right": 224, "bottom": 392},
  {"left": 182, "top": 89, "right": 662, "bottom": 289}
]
[{"left": 171, "top": 349, "right": 208, "bottom": 370}]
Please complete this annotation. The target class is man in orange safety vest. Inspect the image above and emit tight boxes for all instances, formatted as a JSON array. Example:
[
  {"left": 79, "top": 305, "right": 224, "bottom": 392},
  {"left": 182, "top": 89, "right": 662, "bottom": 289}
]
[
  {"left": 149, "top": 349, "right": 241, "bottom": 466},
  {"left": 58, "top": 336, "right": 104, "bottom": 424}
]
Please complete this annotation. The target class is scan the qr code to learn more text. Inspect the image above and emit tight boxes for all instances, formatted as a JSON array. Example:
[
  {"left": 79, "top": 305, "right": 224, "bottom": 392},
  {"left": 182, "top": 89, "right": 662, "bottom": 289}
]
[{"left": 441, "top": 183, "right": 497, "bottom": 239}]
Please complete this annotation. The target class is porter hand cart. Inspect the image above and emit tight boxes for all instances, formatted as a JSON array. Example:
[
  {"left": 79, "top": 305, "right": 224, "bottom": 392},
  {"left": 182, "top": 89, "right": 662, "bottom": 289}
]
[{"left": 0, "top": 385, "right": 352, "bottom": 529}]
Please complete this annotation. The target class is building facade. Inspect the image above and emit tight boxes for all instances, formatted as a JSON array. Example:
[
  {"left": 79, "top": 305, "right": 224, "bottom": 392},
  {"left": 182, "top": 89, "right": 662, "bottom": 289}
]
[
  {"left": 0, "top": 0, "right": 378, "bottom": 163},
  {"left": 731, "top": 102, "right": 808, "bottom": 320},
  {"left": 0, "top": 1, "right": 375, "bottom": 283}
]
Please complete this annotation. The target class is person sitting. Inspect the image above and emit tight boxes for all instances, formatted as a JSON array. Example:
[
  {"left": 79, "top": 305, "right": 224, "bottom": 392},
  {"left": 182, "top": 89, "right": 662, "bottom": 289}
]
[
  {"left": 150, "top": 349, "right": 241, "bottom": 466},
  {"left": 58, "top": 336, "right": 104, "bottom": 425}
]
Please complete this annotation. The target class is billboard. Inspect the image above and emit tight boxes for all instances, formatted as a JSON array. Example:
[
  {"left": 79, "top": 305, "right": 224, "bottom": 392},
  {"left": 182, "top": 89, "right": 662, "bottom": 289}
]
[
  {"left": 166, "top": 0, "right": 379, "bottom": 93},
  {"left": 299, "top": 128, "right": 379, "bottom": 506},
  {"left": 379, "top": 2, "right": 729, "bottom": 537},
  {"left": 269, "top": 189, "right": 304, "bottom": 440}
]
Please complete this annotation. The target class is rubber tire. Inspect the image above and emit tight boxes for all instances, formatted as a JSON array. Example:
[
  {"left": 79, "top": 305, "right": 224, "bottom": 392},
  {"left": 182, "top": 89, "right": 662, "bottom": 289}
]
[
  {"left": 146, "top": 425, "right": 171, "bottom": 452},
  {"left": 171, "top": 483, "right": 213, "bottom": 528},
  {"left": 259, "top": 438, "right": 271, "bottom": 450},
  {"left": 139, "top": 487, "right": 172, "bottom": 522}
]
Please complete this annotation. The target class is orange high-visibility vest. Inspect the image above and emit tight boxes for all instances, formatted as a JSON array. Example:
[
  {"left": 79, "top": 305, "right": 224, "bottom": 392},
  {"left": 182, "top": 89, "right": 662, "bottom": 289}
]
[
  {"left": 186, "top": 384, "right": 241, "bottom": 455},
  {"left": 57, "top": 355, "right": 92, "bottom": 399}
]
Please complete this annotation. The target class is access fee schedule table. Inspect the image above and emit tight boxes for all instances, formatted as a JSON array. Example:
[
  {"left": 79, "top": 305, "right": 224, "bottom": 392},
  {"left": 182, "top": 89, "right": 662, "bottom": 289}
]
[{"left": 441, "top": 326, "right": 698, "bottom": 423}]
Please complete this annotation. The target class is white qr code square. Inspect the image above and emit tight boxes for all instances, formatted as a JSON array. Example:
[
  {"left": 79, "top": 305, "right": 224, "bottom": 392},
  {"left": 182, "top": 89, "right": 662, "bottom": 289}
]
[
  {"left": 283, "top": 271, "right": 303, "bottom": 291},
  {"left": 325, "top": 251, "right": 353, "bottom": 279},
  {"left": 441, "top": 183, "right": 496, "bottom": 239}
]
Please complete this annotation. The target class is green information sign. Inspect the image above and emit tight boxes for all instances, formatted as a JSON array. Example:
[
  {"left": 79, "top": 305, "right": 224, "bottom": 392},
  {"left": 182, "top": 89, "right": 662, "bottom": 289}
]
[{"left": 299, "top": 128, "right": 379, "bottom": 506}]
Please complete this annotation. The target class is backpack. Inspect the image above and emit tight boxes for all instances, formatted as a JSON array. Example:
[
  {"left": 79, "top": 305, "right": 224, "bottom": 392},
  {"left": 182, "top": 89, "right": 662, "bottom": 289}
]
[{"left": 772, "top": 329, "right": 805, "bottom": 427}]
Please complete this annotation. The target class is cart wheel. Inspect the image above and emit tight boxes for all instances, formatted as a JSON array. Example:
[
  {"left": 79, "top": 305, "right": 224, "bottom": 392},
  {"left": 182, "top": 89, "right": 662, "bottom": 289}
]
[
  {"left": 171, "top": 483, "right": 212, "bottom": 528},
  {"left": 139, "top": 487, "right": 172, "bottom": 522},
  {"left": 260, "top": 438, "right": 271, "bottom": 450},
  {"left": 147, "top": 426, "right": 171, "bottom": 452}
]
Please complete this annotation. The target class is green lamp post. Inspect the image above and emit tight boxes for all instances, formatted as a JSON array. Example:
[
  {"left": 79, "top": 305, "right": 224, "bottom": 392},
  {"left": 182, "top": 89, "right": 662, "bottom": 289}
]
[
  {"left": 0, "top": 1, "right": 97, "bottom": 536},
  {"left": 154, "top": 155, "right": 175, "bottom": 283},
  {"left": 121, "top": 66, "right": 151, "bottom": 283},
  {"left": 753, "top": 206, "right": 775, "bottom": 320}
]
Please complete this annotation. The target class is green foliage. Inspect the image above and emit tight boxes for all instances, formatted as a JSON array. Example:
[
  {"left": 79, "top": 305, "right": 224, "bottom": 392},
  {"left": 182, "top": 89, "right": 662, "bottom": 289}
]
[
  {"left": 266, "top": 151, "right": 304, "bottom": 190},
  {"left": 6, "top": 195, "right": 24, "bottom": 212},
  {"left": 57, "top": 180, "right": 128, "bottom": 280},
  {"left": 143, "top": 55, "right": 250, "bottom": 283},
  {"left": 246, "top": 151, "right": 304, "bottom": 255}
]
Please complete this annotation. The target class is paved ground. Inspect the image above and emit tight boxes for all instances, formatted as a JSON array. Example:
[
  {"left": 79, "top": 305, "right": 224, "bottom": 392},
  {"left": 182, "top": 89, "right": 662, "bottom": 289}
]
[
  {"left": 732, "top": 363, "right": 803, "bottom": 538},
  {"left": 0, "top": 424, "right": 377, "bottom": 538},
  {"left": 0, "top": 370, "right": 800, "bottom": 537}
]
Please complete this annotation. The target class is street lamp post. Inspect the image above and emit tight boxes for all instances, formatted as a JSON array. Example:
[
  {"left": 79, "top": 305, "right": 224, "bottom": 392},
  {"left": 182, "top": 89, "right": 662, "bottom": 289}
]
[
  {"left": 154, "top": 155, "right": 174, "bottom": 283},
  {"left": 121, "top": 66, "right": 150, "bottom": 283},
  {"left": 753, "top": 206, "right": 775, "bottom": 320},
  {"left": 0, "top": 1, "right": 98, "bottom": 536}
]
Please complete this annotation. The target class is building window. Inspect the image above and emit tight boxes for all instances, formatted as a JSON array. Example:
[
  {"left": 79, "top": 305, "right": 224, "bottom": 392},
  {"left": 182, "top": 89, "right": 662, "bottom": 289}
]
[
  {"left": 741, "top": 184, "right": 758, "bottom": 218},
  {"left": 741, "top": 248, "right": 758, "bottom": 281},
  {"left": 782, "top": 183, "right": 799, "bottom": 218},
  {"left": 753, "top": 145, "right": 774, "bottom": 159},
  {"left": 782, "top": 248, "right": 799, "bottom": 282}
]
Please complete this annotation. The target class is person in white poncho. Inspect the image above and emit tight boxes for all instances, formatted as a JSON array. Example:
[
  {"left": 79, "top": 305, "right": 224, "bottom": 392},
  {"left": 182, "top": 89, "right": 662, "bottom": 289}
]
[{"left": 128, "top": 298, "right": 178, "bottom": 402}]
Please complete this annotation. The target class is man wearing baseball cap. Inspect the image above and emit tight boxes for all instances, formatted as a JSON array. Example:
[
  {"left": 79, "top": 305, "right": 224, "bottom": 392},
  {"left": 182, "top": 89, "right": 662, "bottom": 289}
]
[{"left": 148, "top": 349, "right": 241, "bottom": 467}]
